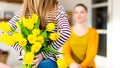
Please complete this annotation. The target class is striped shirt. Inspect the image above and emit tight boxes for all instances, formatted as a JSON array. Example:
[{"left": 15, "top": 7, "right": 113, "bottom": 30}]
[{"left": 8, "top": 3, "right": 71, "bottom": 61}]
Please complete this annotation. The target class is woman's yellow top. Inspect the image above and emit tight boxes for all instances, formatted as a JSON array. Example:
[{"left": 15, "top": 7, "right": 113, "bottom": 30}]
[
  {"left": 63, "top": 28, "right": 99, "bottom": 68},
  {"left": 70, "top": 30, "right": 88, "bottom": 64}
]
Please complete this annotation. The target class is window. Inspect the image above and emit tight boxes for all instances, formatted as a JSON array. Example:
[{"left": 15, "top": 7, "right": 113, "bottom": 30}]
[
  {"left": 93, "top": 0, "right": 108, "bottom": 4},
  {"left": 92, "top": 7, "right": 107, "bottom": 29},
  {"left": 92, "top": 0, "right": 108, "bottom": 57},
  {"left": 98, "top": 34, "right": 107, "bottom": 57}
]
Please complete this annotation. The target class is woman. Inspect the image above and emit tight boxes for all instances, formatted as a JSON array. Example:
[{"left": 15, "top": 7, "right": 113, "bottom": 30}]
[
  {"left": 8, "top": 0, "right": 71, "bottom": 68},
  {"left": 63, "top": 4, "right": 99, "bottom": 68}
]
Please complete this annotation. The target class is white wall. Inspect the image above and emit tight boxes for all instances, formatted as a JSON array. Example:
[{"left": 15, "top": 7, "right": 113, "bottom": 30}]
[
  {"left": 0, "top": 2, "right": 21, "bottom": 19},
  {"left": 108, "top": 0, "right": 120, "bottom": 68},
  {"left": 58, "top": 0, "right": 81, "bottom": 10},
  {"left": 58, "top": 0, "right": 92, "bottom": 26}
]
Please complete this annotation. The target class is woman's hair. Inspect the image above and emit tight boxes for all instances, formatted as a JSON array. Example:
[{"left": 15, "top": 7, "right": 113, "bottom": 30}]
[
  {"left": 22, "top": 0, "right": 58, "bottom": 29},
  {"left": 74, "top": 3, "right": 88, "bottom": 12}
]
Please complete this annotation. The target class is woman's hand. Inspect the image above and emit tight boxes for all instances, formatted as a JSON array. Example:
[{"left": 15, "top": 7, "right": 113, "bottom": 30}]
[
  {"left": 70, "top": 62, "right": 81, "bottom": 68},
  {"left": 32, "top": 54, "right": 43, "bottom": 68}
]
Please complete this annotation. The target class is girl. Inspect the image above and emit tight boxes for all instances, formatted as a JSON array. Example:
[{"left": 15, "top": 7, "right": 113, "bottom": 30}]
[
  {"left": 63, "top": 4, "right": 99, "bottom": 68},
  {"left": 8, "top": 0, "right": 71, "bottom": 68}
]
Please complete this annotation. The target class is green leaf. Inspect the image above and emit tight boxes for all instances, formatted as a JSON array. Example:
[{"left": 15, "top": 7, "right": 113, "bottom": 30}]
[
  {"left": 28, "top": 29, "right": 32, "bottom": 34},
  {"left": 41, "top": 30, "right": 47, "bottom": 38},
  {"left": 22, "top": 64, "right": 26, "bottom": 68},
  {"left": 22, "top": 64, "right": 32, "bottom": 68},
  {"left": 20, "top": 20, "right": 29, "bottom": 38},
  {"left": 42, "top": 46, "right": 62, "bottom": 55},
  {"left": 43, "top": 43, "right": 48, "bottom": 47},
  {"left": 46, "top": 32, "right": 50, "bottom": 38},
  {"left": 34, "top": 18, "right": 40, "bottom": 29}
]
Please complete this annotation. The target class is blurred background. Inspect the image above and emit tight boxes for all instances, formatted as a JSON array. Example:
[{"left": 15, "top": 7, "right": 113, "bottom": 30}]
[{"left": 0, "top": 0, "right": 119, "bottom": 68}]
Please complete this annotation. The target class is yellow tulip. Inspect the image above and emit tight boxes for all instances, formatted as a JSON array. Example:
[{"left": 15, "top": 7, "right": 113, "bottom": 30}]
[
  {"left": 1, "top": 34, "right": 15, "bottom": 46},
  {"left": 22, "top": 17, "right": 28, "bottom": 25},
  {"left": 0, "top": 36, "right": 2, "bottom": 42},
  {"left": 6, "top": 37, "right": 15, "bottom": 46},
  {"left": 22, "top": 17, "right": 34, "bottom": 30},
  {"left": 31, "top": 14, "right": 39, "bottom": 24},
  {"left": 46, "top": 23, "right": 55, "bottom": 31},
  {"left": 37, "top": 36, "right": 44, "bottom": 44},
  {"left": 27, "top": 24, "right": 34, "bottom": 30},
  {"left": 27, "top": 34, "right": 37, "bottom": 44},
  {"left": 57, "top": 58, "right": 67, "bottom": 68},
  {"left": 24, "top": 52, "right": 34, "bottom": 64},
  {"left": 12, "top": 33, "right": 23, "bottom": 41},
  {"left": 18, "top": 38, "right": 27, "bottom": 47},
  {"left": 0, "top": 22, "right": 11, "bottom": 32},
  {"left": 50, "top": 33, "right": 60, "bottom": 41},
  {"left": 0, "top": 34, "right": 9, "bottom": 42},
  {"left": 24, "top": 22, "right": 34, "bottom": 30},
  {"left": 32, "top": 29, "right": 40, "bottom": 35},
  {"left": 31, "top": 42, "right": 42, "bottom": 53}
]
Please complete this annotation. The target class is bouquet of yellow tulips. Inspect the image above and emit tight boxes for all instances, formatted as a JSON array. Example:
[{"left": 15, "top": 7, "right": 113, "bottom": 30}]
[{"left": 0, "top": 14, "right": 67, "bottom": 68}]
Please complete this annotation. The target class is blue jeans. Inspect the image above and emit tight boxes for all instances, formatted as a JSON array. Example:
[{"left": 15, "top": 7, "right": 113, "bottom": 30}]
[{"left": 38, "top": 60, "right": 58, "bottom": 68}]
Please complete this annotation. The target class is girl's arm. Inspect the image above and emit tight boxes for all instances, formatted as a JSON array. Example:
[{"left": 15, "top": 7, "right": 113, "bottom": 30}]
[
  {"left": 63, "top": 40, "right": 75, "bottom": 66},
  {"left": 41, "top": 3, "right": 71, "bottom": 60},
  {"left": 8, "top": 10, "right": 23, "bottom": 56},
  {"left": 81, "top": 30, "right": 99, "bottom": 67},
  {"left": 8, "top": 11, "right": 21, "bottom": 30}
]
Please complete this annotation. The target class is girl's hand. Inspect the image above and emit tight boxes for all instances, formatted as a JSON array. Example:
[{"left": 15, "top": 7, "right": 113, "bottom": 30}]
[
  {"left": 32, "top": 54, "right": 43, "bottom": 68},
  {"left": 70, "top": 62, "right": 81, "bottom": 68}
]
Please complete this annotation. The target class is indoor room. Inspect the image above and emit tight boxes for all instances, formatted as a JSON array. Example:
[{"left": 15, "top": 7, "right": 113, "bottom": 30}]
[{"left": 0, "top": 0, "right": 120, "bottom": 68}]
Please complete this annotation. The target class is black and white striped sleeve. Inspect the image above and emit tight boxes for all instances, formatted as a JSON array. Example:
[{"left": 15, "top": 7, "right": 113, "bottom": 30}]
[
  {"left": 8, "top": 10, "right": 23, "bottom": 55},
  {"left": 41, "top": 3, "right": 71, "bottom": 60},
  {"left": 8, "top": 11, "right": 21, "bottom": 30}
]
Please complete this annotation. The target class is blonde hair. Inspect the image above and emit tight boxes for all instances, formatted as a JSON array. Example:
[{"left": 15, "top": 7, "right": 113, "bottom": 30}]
[{"left": 22, "top": 0, "right": 58, "bottom": 29}]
